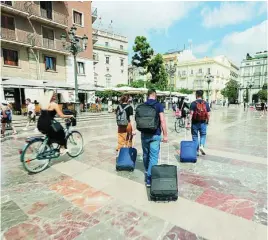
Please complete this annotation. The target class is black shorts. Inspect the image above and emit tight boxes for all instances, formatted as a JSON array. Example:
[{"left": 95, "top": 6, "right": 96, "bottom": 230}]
[{"left": 1, "top": 118, "right": 11, "bottom": 124}]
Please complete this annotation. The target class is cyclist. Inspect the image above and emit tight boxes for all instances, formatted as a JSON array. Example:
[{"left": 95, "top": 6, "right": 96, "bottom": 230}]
[
  {"left": 177, "top": 97, "right": 190, "bottom": 128},
  {"left": 38, "top": 90, "right": 74, "bottom": 155}
]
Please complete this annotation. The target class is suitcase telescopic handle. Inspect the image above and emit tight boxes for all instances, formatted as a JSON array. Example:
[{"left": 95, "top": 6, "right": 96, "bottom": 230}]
[{"left": 159, "top": 141, "right": 170, "bottom": 165}]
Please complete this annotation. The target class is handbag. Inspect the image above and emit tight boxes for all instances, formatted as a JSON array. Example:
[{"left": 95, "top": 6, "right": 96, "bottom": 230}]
[{"left": 51, "top": 119, "right": 63, "bottom": 132}]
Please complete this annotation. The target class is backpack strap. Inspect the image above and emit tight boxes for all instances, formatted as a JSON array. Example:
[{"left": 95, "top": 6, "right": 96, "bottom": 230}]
[{"left": 123, "top": 105, "right": 130, "bottom": 110}]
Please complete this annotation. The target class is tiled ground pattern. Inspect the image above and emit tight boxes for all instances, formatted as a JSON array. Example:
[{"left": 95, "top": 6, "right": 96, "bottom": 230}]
[{"left": 1, "top": 107, "right": 267, "bottom": 239}]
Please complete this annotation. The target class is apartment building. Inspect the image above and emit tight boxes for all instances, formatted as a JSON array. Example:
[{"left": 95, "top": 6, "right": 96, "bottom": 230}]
[
  {"left": 0, "top": 1, "right": 97, "bottom": 106},
  {"left": 239, "top": 51, "right": 268, "bottom": 103},
  {"left": 163, "top": 49, "right": 239, "bottom": 102},
  {"left": 92, "top": 28, "right": 128, "bottom": 88}
]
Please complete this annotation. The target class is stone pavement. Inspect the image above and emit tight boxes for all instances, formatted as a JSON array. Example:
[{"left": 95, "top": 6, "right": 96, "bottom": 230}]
[{"left": 1, "top": 107, "right": 267, "bottom": 240}]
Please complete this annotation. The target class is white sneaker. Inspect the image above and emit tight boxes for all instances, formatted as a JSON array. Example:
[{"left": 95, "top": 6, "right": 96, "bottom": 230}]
[
  {"left": 199, "top": 146, "right": 206, "bottom": 155},
  {"left": 34, "top": 128, "right": 39, "bottom": 132},
  {"left": 60, "top": 148, "right": 69, "bottom": 156}
]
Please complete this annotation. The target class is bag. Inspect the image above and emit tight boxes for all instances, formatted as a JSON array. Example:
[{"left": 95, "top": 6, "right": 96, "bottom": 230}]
[
  {"left": 180, "top": 128, "right": 197, "bottom": 163},
  {"left": 5, "top": 110, "right": 12, "bottom": 121},
  {"left": 116, "top": 137, "right": 137, "bottom": 171},
  {"left": 51, "top": 120, "right": 63, "bottom": 132},
  {"left": 135, "top": 102, "right": 159, "bottom": 133},
  {"left": 116, "top": 105, "right": 130, "bottom": 126},
  {"left": 150, "top": 143, "right": 178, "bottom": 201},
  {"left": 192, "top": 100, "right": 208, "bottom": 121}
]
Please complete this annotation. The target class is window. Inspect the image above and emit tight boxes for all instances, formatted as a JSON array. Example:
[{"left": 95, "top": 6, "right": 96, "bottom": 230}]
[
  {"left": 1, "top": 15, "right": 15, "bottom": 30},
  {"left": 198, "top": 68, "right": 202, "bottom": 73},
  {"left": 2, "top": 49, "right": 18, "bottom": 66},
  {"left": 42, "top": 27, "right": 54, "bottom": 48},
  {"left": 44, "top": 56, "right": 56, "bottom": 71},
  {"left": 1, "top": 1, "right": 12, "bottom": 6},
  {"left": 207, "top": 68, "right": 210, "bottom": 74},
  {"left": 73, "top": 11, "right": 82, "bottom": 26},
  {"left": 256, "top": 62, "right": 260, "bottom": 64},
  {"left": 191, "top": 69, "right": 193, "bottom": 75},
  {"left": 121, "top": 70, "right": 124, "bottom": 74},
  {"left": 106, "top": 77, "right": 111, "bottom": 87},
  {"left": 246, "top": 63, "right": 250, "bottom": 66},
  {"left": 120, "top": 59, "right": 124, "bottom": 67},
  {"left": 106, "top": 56, "right": 110, "bottom": 64},
  {"left": 120, "top": 45, "right": 123, "bottom": 50},
  {"left": 106, "top": 67, "right": 109, "bottom": 72},
  {"left": 77, "top": 62, "right": 85, "bottom": 75},
  {"left": 40, "top": 1, "right": 52, "bottom": 19},
  {"left": 94, "top": 77, "right": 98, "bottom": 86},
  {"left": 182, "top": 70, "right": 186, "bottom": 76},
  {"left": 105, "top": 42, "right": 109, "bottom": 47}
]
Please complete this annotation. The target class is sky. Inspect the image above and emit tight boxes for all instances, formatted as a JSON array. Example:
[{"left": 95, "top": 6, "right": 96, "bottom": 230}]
[{"left": 92, "top": 1, "right": 268, "bottom": 65}]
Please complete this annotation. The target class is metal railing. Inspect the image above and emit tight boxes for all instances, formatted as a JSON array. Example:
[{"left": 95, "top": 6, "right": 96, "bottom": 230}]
[
  {"left": 92, "top": 28, "right": 128, "bottom": 42},
  {"left": 1, "top": 27, "right": 67, "bottom": 52},
  {"left": 0, "top": 2, "right": 68, "bottom": 26}
]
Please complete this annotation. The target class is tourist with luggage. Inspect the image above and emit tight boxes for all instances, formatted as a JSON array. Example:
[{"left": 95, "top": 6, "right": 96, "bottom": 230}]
[
  {"left": 189, "top": 90, "right": 210, "bottom": 156},
  {"left": 135, "top": 89, "right": 168, "bottom": 187},
  {"left": 116, "top": 94, "right": 136, "bottom": 152}
]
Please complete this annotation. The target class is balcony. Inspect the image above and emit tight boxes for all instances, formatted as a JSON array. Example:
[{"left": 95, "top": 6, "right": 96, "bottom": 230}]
[
  {"left": 93, "top": 43, "right": 128, "bottom": 56},
  {"left": 93, "top": 53, "right": 99, "bottom": 64},
  {"left": 0, "top": 27, "right": 68, "bottom": 54},
  {"left": 0, "top": 2, "right": 68, "bottom": 29},
  {"left": 91, "top": 7, "right": 97, "bottom": 23},
  {"left": 92, "top": 31, "right": 98, "bottom": 44},
  {"left": 92, "top": 28, "right": 128, "bottom": 43}
]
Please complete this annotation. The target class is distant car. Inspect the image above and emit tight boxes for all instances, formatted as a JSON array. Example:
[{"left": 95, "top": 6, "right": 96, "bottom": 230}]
[{"left": 255, "top": 103, "right": 262, "bottom": 111}]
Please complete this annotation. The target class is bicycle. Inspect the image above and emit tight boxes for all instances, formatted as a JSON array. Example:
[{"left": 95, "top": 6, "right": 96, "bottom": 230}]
[
  {"left": 174, "top": 111, "right": 190, "bottom": 133},
  {"left": 20, "top": 118, "right": 83, "bottom": 174}
]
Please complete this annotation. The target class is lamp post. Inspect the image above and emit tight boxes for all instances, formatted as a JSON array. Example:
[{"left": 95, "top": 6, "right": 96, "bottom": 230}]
[
  {"left": 165, "top": 62, "right": 177, "bottom": 104},
  {"left": 205, "top": 73, "right": 214, "bottom": 102},
  {"left": 61, "top": 25, "right": 88, "bottom": 115}
]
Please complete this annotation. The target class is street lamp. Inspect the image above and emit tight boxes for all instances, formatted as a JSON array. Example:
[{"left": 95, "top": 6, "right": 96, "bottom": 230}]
[
  {"left": 61, "top": 25, "right": 88, "bottom": 115},
  {"left": 205, "top": 73, "right": 214, "bottom": 102},
  {"left": 165, "top": 62, "right": 177, "bottom": 101}
]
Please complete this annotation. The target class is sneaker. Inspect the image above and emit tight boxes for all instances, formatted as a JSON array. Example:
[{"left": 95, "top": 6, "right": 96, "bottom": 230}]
[
  {"left": 199, "top": 146, "right": 206, "bottom": 155},
  {"left": 60, "top": 148, "right": 69, "bottom": 156},
  {"left": 34, "top": 128, "right": 39, "bottom": 133},
  {"left": 146, "top": 176, "right": 151, "bottom": 187}
]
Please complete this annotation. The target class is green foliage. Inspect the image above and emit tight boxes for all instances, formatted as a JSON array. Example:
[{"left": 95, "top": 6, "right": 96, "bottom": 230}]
[
  {"left": 147, "top": 54, "right": 168, "bottom": 90},
  {"left": 258, "top": 89, "right": 267, "bottom": 101},
  {"left": 178, "top": 88, "right": 194, "bottom": 94},
  {"left": 132, "top": 36, "right": 154, "bottom": 75},
  {"left": 221, "top": 80, "right": 239, "bottom": 101},
  {"left": 130, "top": 80, "right": 147, "bottom": 88},
  {"left": 116, "top": 84, "right": 129, "bottom": 87},
  {"left": 95, "top": 90, "right": 122, "bottom": 99}
]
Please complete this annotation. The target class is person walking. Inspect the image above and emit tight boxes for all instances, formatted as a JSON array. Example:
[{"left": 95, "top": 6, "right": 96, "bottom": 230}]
[
  {"left": 1, "top": 100, "right": 17, "bottom": 137},
  {"left": 189, "top": 90, "right": 210, "bottom": 156},
  {"left": 260, "top": 101, "right": 265, "bottom": 117},
  {"left": 116, "top": 95, "right": 136, "bottom": 152},
  {"left": 177, "top": 97, "right": 190, "bottom": 128},
  {"left": 23, "top": 98, "right": 37, "bottom": 131},
  {"left": 37, "top": 90, "right": 74, "bottom": 155},
  {"left": 135, "top": 89, "right": 168, "bottom": 187}
]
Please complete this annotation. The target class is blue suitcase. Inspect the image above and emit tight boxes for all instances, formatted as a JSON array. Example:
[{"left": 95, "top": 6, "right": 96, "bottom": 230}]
[
  {"left": 116, "top": 147, "right": 137, "bottom": 171},
  {"left": 180, "top": 141, "right": 197, "bottom": 163}
]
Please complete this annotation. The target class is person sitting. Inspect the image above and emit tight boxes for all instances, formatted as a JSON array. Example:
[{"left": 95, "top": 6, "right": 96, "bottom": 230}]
[{"left": 37, "top": 90, "right": 74, "bottom": 155}]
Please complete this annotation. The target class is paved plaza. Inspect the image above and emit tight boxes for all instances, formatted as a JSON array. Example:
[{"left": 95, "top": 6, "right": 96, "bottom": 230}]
[{"left": 1, "top": 106, "right": 267, "bottom": 240}]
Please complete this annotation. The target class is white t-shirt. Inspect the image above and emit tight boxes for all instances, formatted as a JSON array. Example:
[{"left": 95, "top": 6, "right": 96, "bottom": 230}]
[{"left": 27, "top": 103, "right": 35, "bottom": 114}]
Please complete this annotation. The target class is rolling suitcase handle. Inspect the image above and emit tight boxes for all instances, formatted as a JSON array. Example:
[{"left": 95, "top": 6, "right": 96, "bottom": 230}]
[{"left": 159, "top": 141, "right": 170, "bottom": 165}]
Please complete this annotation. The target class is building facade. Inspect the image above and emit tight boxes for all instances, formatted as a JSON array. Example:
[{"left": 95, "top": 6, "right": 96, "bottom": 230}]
[
  {"left": 128, "top": 65, "right": 149, "bottom": 84},
  {"left": 0, "top": 1, "right": 96, "bottom": 105},
  {"left": 239, "top": 51, "right": 268, "bottom": 103},
  {"left": 92, "top": 29, "right": 128, "bottom": 88},
  {"left": 163, "top": 50, "right": 239, "bottom": 102}
]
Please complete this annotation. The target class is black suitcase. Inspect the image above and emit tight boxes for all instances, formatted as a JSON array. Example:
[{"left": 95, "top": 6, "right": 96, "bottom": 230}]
[{"left": 150, "top": 164, "right": 178, "bottom": 201}]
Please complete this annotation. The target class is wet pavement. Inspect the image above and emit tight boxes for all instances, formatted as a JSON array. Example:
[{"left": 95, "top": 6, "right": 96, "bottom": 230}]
[{"left": 1, "top": 106, "right": 267, "bottom": 240}]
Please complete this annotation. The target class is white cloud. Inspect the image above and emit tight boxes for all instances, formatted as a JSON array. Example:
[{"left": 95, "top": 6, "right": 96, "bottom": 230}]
[
  {"left": 193, "top": 40, "right": 214, "bottom": 54},
  {"left": 213, "top": 20, "right": 267, "bottom": 65},
  {"left": 201, "top": 2, "right": 267, "bottom": 28},
  {"left": 93, "top": 1, "right": 199, "bottom": 50}
]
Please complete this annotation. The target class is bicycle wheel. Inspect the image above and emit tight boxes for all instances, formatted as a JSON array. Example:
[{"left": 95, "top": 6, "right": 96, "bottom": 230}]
[
  {"left": 21, "top": 139, "right": 51, "bottom": 173},
  {"left": 66, "top": 131, "right": 84, "bottom": 157}
]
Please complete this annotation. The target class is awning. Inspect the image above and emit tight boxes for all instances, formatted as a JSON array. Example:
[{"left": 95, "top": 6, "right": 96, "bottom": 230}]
[
  {"left": 112, "top": 86, "right": 148, "bottom": 94},
  {"left": 1, "top": 78, "right": 44, "bottom": 88}
]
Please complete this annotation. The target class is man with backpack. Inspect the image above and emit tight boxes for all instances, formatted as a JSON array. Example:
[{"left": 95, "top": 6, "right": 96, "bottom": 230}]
[
  {"left": 116, "top": 95, "right": 136, "bottom": 152},
  {"left": 189, "top": 90, "right": 210, "bottom": 156},
  {"left": 135, "top": 89, "right": 168, "bottom": 187}
]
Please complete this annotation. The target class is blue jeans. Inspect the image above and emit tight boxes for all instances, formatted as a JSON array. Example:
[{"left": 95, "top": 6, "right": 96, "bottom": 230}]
[
  {"left": 141, "top": 133, "right": 161, "bottom": 177},
  {"left": 191, "top": 122, "right": 207, "bottom": 151}
]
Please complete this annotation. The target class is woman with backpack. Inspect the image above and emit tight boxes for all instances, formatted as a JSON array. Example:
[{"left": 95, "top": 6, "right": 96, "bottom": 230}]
[{"left": 115, "top": 95, "right": 136, "bottom": 152}]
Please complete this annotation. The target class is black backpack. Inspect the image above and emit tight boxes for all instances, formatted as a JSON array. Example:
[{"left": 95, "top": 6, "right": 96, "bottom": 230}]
[{"left": 135, "top": 102, "right": 159, "bottom": 133}]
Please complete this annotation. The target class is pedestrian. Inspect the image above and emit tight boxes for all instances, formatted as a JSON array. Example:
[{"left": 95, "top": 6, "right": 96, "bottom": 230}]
[
  {"left": 244, "top": 101, "right": 246, "bottom": 111},
  {"left": 135, "top": 89, "right": 168, "bottom": 187},
  {"left": 116, "top": 95, "right": 136, "bottom": 152},
  {"left": 1, "top": 100, "right": 17, "bottom": 137},
  {"left": 189, "top": 90, "right": 210, "bottom": 156},
  {"left": 260, "top": 101, "right": 265, "bottom": 117},
  {"left": 23, "top": 98, "right": 38, "bottom": 131}
]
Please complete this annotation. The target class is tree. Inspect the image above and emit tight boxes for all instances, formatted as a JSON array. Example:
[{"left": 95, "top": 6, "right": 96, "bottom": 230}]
[
  {"left": 116, "top": 84, "right": 128, "bottom": 87},
  {"left": 147, "top": 54, "right": 168, "bottom": 90},
  {"left": 221, "top": 79, "right": 239, "bottom": 101},
  {"left": 130, "top": 80, "right": 147, "bottom": 88},
  {"left": 178, "top": 88, "right": 194, "bottom": 94},
  {"left": 258, "top": 89, "right": 267, "bottom": 101},
  {"left": 132, "top": 36, "right": 154, "bottom": 75}
]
